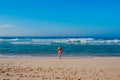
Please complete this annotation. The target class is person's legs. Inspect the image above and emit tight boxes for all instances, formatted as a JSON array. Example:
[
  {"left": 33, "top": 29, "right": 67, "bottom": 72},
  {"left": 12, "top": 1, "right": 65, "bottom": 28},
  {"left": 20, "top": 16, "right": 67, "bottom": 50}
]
[
  {"left": 58, "top": 54, "right": 61, "bottom": 59},
  {"left": 59, "top": 54, "right": 61, "bottom": 59}
]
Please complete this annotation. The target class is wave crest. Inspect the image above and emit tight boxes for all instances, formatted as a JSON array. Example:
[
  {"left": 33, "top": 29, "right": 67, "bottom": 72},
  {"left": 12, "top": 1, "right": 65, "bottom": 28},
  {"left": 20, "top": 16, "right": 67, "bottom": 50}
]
[{"left": 0, "top": 38, "right": 120, "bottom": 45}]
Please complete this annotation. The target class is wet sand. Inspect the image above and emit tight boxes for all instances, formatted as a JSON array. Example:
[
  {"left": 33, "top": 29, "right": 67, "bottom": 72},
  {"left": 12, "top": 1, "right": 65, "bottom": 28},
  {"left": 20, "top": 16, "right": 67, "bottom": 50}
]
[{"left": 0, "top": 57, "right": 120, "bottom": 80}]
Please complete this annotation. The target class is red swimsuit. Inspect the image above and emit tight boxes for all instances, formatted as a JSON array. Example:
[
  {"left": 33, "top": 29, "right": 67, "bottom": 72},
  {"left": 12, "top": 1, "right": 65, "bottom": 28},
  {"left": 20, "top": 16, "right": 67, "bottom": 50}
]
[{"left": 58, "top": 47, "right": 62, "bottom": 56}]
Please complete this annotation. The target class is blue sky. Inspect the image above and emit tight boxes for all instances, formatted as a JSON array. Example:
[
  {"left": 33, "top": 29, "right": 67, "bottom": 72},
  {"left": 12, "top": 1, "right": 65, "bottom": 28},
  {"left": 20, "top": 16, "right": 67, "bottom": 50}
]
[{"left": 0, "top": 0, "right": 120, "bottom": 37}]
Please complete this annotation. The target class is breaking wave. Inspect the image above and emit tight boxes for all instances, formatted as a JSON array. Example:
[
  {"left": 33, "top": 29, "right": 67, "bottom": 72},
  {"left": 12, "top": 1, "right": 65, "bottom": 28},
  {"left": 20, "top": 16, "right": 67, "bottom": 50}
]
[{"left": 0, "top": 38, "right": 120, "bottom": 45}]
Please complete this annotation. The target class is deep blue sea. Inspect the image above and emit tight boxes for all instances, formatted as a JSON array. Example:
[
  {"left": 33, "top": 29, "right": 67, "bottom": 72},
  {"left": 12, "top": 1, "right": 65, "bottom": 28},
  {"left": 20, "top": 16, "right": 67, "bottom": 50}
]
[{"left": 0, "top": 36, "right": 120, "bottom": 57}]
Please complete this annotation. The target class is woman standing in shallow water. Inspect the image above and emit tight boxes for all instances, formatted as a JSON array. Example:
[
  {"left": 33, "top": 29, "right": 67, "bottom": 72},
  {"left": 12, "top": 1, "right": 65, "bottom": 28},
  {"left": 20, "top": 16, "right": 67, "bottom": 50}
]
[{"left": 58, "top": 46, "right": 62, "bottom": 59}]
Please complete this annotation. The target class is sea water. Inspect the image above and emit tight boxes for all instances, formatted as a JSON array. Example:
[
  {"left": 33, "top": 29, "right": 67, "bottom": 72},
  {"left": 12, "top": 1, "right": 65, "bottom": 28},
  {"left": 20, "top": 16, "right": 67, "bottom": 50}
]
[{"left": 0, "top": 36, "right": 120, "bottom": 57}]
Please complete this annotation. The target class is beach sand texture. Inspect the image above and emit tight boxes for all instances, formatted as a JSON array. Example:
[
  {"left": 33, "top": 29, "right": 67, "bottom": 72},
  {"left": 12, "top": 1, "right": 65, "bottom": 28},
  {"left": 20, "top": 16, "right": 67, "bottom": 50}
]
[{"left": 0, "top": 57, "right": 120, "bottom": 80}]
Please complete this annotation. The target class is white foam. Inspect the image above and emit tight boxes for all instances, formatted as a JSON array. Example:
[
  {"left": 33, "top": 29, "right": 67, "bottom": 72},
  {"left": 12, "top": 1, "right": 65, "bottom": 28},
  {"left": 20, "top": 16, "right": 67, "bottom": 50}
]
[
  {"left": 1, "top": 38, "right": 120, "bottom": 45},
  {"left": 0, "top": 54, "right": 32, "bottom": 58},
  {"left": 10, "top": 41, "right": 51, "bottom": 45},
  {"left": 11, "top": 38, "right": 19, "bottom": 41},
  {"left": 64, "top": 38, "right": 94, "bottom": 44},
  {"left": 63, "top": 38, "right": 120, "bottom": 45},
  {"left": 10, "top": 42, "right": 31, "bottom": 44}
]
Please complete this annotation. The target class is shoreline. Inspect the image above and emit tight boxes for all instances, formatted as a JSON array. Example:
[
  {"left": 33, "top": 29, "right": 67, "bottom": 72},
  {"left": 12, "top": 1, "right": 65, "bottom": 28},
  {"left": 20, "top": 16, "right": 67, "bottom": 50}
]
[{"left": 0, "top": 54, "right": 120, "bottom": 58}]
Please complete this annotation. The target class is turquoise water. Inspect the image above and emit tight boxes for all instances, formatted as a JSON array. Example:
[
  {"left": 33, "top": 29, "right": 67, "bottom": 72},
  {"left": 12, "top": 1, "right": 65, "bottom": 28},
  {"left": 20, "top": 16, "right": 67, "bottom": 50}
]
[{"left": 0, "top": 36, "right": 120, "bottom": 57}]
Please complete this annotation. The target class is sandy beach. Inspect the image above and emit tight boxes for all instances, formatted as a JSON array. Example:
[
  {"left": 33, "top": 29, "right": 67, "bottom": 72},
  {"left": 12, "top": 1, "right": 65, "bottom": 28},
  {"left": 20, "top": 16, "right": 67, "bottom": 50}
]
[{"left": 0, "top": 57, "right": 120, "bottom": 80}]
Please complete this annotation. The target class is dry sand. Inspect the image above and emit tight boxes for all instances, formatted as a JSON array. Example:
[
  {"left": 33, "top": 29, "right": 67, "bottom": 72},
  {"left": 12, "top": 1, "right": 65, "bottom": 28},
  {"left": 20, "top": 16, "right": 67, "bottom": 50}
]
[{"left": 0, "top": 57, "right": 120, "bottom": 80}]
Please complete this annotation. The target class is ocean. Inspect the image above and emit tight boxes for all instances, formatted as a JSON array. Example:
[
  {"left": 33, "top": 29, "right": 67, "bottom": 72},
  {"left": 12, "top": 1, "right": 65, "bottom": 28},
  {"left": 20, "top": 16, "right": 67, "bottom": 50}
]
[{"left": 0, "top": 36, "right": 120, "bottom": 57}]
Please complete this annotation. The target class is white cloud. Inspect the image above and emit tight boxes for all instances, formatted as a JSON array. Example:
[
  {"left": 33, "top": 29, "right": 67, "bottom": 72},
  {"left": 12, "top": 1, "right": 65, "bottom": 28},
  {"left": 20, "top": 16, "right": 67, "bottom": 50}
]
[{"left": 0, "top": 24, "right": 17, "bottom": 28}]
